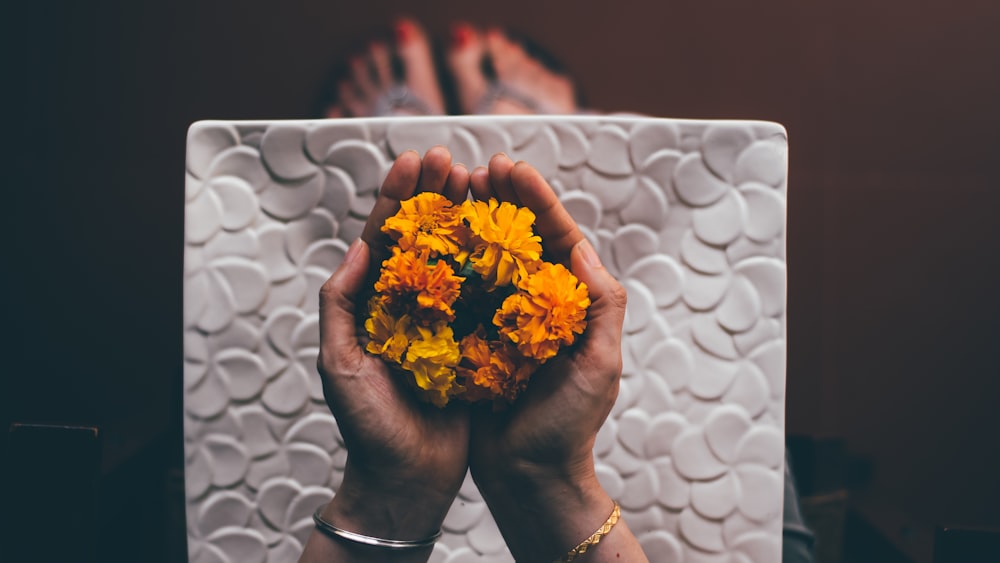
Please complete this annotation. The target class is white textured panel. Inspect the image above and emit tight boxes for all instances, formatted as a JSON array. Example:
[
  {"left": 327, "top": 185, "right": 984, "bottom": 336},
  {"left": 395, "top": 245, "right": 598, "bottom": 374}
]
[{"left": 184, "top": 115, "right": 788, "bottom": 562}]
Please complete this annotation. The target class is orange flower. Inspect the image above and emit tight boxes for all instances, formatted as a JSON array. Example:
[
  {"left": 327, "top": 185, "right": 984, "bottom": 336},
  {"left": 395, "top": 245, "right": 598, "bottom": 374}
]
[
  {"left": 364, "top": 297, "right": 414, "bottom": 364},
  {"left": 369, "top": 191, "right": 593, "bottom": 407},
  {"left": 493, "top": 262, "right": 590, "bottom": 362},
  {"left": 374, "top": 247, "right": 464, "bottom": 323},
  {"left": 457, "top": 328, "right": 536, "bottom": 403},
  {"left": 460, "top": 198, "right": 542, "bottom": 288},
  {"left": 382, "top": 192, "right": 465, "bottom": 257}
]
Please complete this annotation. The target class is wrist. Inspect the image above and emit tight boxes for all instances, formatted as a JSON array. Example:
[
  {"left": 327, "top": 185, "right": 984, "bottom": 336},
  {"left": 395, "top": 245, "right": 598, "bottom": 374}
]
[
  {"left": 473, "top": 457, "right": 615, "bottom": 561},
  {"left": 476, "top": 455, "right": 603, "bottom": 511},
  {"left": 472, "top": 440, "right": 596, "bottom": 497},
  {"left": 324, "top": 463, "right": 456, "bottom": 542}
]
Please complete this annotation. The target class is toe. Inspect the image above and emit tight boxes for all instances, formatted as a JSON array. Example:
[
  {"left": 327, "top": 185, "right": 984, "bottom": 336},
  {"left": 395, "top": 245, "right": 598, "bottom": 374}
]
[
  {"left": 338, "top": 80, "right": 368, "bottom": 117},
  {"left": 486, "top": 29, "right": 530, "bottom": 78},
  {"left": 369, "top": 41, "right": 393, "bottom": 88},
  {"left": 349, "top": 55, "right": 377, "bottom": 97},
  {"left": 393, "top": 17, "right": 445, "bottom": 113},
  {"left": 446, "top": 22, "right": 488, "bottom": 114},
  {"left": 483, "top": 29, "right": 541, "bottom": 114}
]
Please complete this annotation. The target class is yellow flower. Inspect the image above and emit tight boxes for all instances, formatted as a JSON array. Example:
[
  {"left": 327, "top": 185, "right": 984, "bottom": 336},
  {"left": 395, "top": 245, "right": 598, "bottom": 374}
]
[
  {"left": 364, "top": 297, "right": 413, "bottom": 364},
  {"left": 460, "top": 198, "right": 542, "bottom": 288},
  {"left": 403, "top": 322, "right": 462, "bottom": 407},
  {"left": 457, "top": 328, "right": 536, "bottom": 403},
  {"left": 375, "top": 247, "right": 464, "bottom": 323},
  {"left": 382, "top": 192, "right": 465, "bottom": 257},
  {"left": 493, "top": 262, "right": 590, "bottom": 362}
]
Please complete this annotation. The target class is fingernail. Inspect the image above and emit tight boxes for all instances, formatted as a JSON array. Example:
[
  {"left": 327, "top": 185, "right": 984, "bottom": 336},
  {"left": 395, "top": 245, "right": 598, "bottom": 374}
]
[
  {"left": 451, "top": 24, "right": 472, "bottom": 48},
  {"left": 394, "top": 20, "right": 412, "bottom": 43},
  {"left": 344, "top": 238, "right": 365, "bottom": 265},
  {"left": 575, "top": 238, "right": 601, "bottom": 269}
]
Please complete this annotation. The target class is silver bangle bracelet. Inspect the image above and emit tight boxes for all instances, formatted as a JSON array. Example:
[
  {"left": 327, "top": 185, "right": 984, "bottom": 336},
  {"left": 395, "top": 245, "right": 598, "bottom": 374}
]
[{"left": 312, "top": 506, "right": 442, "bottom": 550}]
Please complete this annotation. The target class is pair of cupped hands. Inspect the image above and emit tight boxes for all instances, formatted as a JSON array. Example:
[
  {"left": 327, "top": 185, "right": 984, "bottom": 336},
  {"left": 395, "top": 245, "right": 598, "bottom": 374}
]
[{"left": 303, "top": 147, "right": 644, "bottom": 562}]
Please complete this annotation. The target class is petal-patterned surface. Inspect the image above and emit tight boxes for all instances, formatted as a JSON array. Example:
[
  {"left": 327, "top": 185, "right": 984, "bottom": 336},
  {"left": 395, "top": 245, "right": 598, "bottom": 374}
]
[
  {"left": 630, "top": 122, "right": 681, "bottom": 169},
  {"left": 733, "top": 139, "right": 787, "bottom": 187},
  {"left": 674, "top": 152, "right": 731, "bottom": 207},
  {"left": 691, "top": 471, "right": 741, "bottom": 519},
  {"left": 625, "top": 254, "right": 685, "bottom": 308},
  {"left": 717, "top": 275, "right": 763, "bottom": 333},
  {"left": 693, "top": 188, "right": 747, "bottom": 246},
  {"left": 587, "top": 124, "right": 633, "bottom": 175},
  {"left": 701, "top": 123, "right": 755, "bottom": 183},
  {"left": 260, "top": 125, "right": 314, "bottom": 181},
  {"left": 188, "top": 123, "right": 240, "bottom": 179},
  {"left": 184, "top": 117, "right": 788, "bottom": 562},
  {"left": 258, "top": 173, "right": 325, "bottom": 221}
]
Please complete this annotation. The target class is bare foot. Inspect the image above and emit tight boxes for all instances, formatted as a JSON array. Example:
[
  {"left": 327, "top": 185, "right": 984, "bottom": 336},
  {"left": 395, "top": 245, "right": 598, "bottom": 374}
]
[
  {"left": 326, "top": 18, "right": 445, "bottom": 117},
  {"left": 447, "top": 25, "right": 577, "bottom": 115}
]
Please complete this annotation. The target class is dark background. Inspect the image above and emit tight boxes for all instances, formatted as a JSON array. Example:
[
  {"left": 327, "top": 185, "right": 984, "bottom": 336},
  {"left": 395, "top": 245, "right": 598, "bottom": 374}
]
[{"left": 4, "top": 0, "right": 999, "bottom": 561}]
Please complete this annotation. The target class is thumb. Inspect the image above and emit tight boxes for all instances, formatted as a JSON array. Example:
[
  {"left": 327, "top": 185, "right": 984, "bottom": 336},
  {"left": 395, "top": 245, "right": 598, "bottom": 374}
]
[
  {"left": 317, "top": 238, "right": 371, "bottom": 376},
  {"left": 569, "top": 238, "right": 627, "bottom": 362}
]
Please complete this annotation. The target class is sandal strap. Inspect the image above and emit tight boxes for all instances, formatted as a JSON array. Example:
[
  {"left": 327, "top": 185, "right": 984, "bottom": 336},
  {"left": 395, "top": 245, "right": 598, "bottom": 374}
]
[
  {"left": 475, "top": 81, "right": 553, "bottom": 115},
  {"left": 373, "top": 84, "right": 437, "bottom": 116}
]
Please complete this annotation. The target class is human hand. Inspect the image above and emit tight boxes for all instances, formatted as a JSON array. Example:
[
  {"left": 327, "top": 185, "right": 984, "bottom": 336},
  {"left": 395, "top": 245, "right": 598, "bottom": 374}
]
[
  {"left": 467, "top": 152, "right": 627, "bottom": 484},
  {"left": 302, "top": 147, "right": 471, "bottom": 562},
  {"left": 467, "top": 154, "right": 645, "bottom": 562}
]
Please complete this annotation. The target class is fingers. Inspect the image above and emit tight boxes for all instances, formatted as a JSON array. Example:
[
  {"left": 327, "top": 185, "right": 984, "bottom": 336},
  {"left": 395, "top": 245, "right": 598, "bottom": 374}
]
[
  {"left": 444, "top": 163, "right": 470, "bottom": 204},
  {"left": 469, "top": 166, "right": 492, "bottom": 201},
  {"left": 317, "top": 239, "right": 372, "bottom": 378},
  {"left": 362, "top": 150, "right": 421, "bottom": 249},
  {"left": 487, "top": 153, "right": 519, "bottom": 204},
  {"left": 473, "top": 153, "right": 584, "bottom": 262},
  {"left": 509, "top": 159, "right": 584, "bottom": 262},
  {"left": 362, "top": 146, "right": 469, "bottom": 253},
  {"left": 569, "top": 238, "right": 627, "bottom": 375},
  {"left": 418, "top": 145, "right": 452, "bottom": 193}
]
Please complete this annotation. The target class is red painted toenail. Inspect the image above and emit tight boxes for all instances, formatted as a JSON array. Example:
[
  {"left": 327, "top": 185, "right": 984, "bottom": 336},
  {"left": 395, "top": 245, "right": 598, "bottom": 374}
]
[
  {"left": 451, "top": 24, "right": 472, "bottom": 48},
  {"left": 394, "top": 20, "right": 412, "bottom": 43}
]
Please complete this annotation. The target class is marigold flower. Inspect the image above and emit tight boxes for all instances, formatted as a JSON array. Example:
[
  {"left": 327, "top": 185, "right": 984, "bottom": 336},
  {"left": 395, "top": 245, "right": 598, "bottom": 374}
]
[
  {"left": 382, "top": 192, "right": 465, "bottom": 257},
  {"left": 460, "top": 198, "right": 542, "bottom": 288},
  {"left": 494, "top": 262, "right": 590, "bottom": 362},
  {"left": 457, "top": 328, "right": 536, "bottom": 404},
  {"left": 402, "top": 322, "right": 462, "bottom": 407},
  {"left": 364, "top": 297, "right": 413, "bottom": 364},
  {"left": 367, "top": 191, "right": 592, "bottom": 407},
  {"left": 374, "top": 247, "right": 464, "bottom": 323}
]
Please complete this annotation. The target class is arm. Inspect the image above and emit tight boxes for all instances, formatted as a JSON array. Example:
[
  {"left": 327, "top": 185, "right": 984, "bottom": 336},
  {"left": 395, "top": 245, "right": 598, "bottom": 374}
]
[
  {"left": 300, "top": 147, "right": 471, "bottom": 563},
  {"left": 467, "top": 155, "right": 649, "bottom": 563}
]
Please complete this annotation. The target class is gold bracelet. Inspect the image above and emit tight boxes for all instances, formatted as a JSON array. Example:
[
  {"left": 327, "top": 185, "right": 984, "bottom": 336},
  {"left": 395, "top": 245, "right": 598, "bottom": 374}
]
[{"left": 555, "top": 501, "right": 621, "bottom": 563}]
